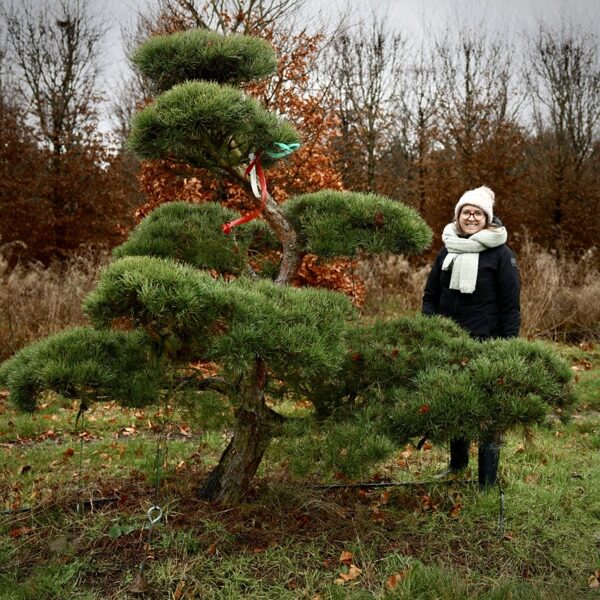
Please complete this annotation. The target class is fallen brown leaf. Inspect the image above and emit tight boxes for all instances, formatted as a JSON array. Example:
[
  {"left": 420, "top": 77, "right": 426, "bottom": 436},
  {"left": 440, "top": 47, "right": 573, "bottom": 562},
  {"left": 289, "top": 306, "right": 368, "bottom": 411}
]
[
  {"left": 524, "top": 473, "right": 540, "bottom": 484},
  {"left": 339, "top": 565, "right": 362, "bottom": 582},
  {"left": 9, "top": 526, "right": 33, "bottom": 538},
  {"left": 173, "top": 579, "right": 187, "bottom": 599},
  {"left": 386, "top": 569, "right": 410, "bottom": 590}
]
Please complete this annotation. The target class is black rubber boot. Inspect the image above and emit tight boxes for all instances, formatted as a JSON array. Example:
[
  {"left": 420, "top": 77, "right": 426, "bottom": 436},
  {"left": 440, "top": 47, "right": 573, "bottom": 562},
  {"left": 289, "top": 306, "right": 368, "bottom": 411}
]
[
  {"left": 478, "top": 442, "right": 501, "bottom": 488},
  {"left": 449, "top": 438, "right": 470, "bottom": 471}
]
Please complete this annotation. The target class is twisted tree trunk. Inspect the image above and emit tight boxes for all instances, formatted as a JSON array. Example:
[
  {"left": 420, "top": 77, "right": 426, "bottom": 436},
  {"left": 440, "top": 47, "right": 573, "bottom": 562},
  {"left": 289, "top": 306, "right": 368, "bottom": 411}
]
[
  {"left": 197, "top": 357, "right": 283, "bottom": 503},
  {"left": 227, "top": 164, "right": 303, "bottom": 284},
  {"left": 198, "top": 165, "right": 299, "bottom": 503}
]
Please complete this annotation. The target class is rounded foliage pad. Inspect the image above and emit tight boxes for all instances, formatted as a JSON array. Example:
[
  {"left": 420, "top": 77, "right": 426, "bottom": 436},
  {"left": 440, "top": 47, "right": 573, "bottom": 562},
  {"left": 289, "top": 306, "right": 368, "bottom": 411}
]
[
  {"left": 132, "top": 29, "right": 278, "bottom": 92},
  {"left": 0, "top": 328, "right": 161, "bottom": 411},
  {"left": 113, "top": 201, "right": 278, "bottom": 274},
  {"left": 284, "top": 190, "right": 432, "bottom": 258},
  {"left": 388, "top": 338, "right": 575, "bottom": 443},
  {"left": 84, "top": 256, "right": 356, "bottom": 383},
  {"left": 305, "top": 314, "right": 474, "bottom": 416},
  {"left": 128, "top": 81, "right": 299, "bottom": 169}
]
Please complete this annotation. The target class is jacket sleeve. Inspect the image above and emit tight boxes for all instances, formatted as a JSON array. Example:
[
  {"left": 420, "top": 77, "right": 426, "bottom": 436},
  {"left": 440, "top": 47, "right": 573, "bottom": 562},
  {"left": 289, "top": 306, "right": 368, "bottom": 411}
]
[
  {"left": 422, "top": 251, "right": 443, "bottom": 315},
  {"left": 497, "top": 248, "right": 521, "bottom": 338}
]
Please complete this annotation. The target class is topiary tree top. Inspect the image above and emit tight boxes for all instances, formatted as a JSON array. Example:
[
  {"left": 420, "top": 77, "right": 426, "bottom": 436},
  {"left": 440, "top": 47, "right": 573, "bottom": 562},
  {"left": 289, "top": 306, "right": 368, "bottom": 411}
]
[
  {"left": 127, "top": 30, "right": 432, "bottom": 285},
  {"left": 0, "top": 29, "right": 574, "bottom": 503},
  {"left": 132, "top": 29, "right": 279, "bottom": 92}
]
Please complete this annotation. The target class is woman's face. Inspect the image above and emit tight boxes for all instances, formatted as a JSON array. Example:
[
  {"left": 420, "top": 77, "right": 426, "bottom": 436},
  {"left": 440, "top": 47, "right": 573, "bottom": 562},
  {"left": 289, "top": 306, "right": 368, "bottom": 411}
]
[{"left": 457, "top": 204, "right": 487, "bottom": 235}]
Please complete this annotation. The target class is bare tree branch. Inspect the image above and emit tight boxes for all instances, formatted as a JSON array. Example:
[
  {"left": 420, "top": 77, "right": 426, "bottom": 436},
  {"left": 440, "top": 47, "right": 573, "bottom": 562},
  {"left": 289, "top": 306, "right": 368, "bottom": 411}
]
[{"left": 330, "top": 14, "right": 406, "bottom": 192}]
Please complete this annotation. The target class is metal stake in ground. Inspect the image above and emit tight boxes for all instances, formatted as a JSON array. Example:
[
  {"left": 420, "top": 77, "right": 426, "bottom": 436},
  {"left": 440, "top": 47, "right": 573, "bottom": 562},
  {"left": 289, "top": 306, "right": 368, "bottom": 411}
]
[
  {"left": 130, "top": 383, "right": 169, "bottom": 594},
  {"left": 129, "top": 505, "right": 163, "bottom": 594},
  {"left": 75, "top": 401, "right": 88, "bottom": 515},
  {"left": 498, "top": 482, "right": 505, "bottom": 537}
]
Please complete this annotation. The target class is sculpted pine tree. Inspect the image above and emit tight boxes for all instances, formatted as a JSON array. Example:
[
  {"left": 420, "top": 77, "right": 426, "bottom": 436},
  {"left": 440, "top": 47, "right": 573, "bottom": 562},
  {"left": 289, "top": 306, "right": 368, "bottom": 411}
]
[
  {"left": 0, "top": 29, "right": 575, "bottom": 502},
  {"left": 116, "top": 30, "right": 432, "bottom": 501}
]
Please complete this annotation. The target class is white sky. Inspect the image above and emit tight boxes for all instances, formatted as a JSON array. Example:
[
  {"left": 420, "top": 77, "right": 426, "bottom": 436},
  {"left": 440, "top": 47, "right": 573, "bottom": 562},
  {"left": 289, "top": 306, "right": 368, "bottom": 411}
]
[
  {"left": 98, "top": 0, "right": 600, "bottom": 69},
  {"left": 95, "top": 0, "right": 600, "bottom": 129}
]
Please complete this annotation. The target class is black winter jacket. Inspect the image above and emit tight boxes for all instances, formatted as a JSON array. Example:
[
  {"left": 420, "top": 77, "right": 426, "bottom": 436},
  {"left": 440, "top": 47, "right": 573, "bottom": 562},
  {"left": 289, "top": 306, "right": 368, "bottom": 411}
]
[{"left": 422, "top": 244, "right": 521, "bottom": 339}]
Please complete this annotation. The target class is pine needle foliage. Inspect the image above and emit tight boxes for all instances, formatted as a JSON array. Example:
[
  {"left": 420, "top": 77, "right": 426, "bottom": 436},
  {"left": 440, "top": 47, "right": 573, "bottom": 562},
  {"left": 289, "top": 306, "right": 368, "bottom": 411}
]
[
  {"left": 0, "top": 328, "right": 160, "bottom": 411},
  {"left": 211, "top": 278, "right": 356, "bottom": 382},
  {"left": 127, "top": 81, "right": 300, "bottom": 169},
  {"left": 83, "top": 256, "right": 229, "bottom": 348},
  {"left": 84, "top": 256, "right": 355, "bottom": 384},
  {"left": 286, "top": 318, "right": 574, "bottom": 477},
  {"left": 284, "top": 413, "right": 397, "bottom": 479},
  {"left": 178, "top": 388, "right": 234, "bottom": 431},
  {"left": 388, "top": 337, "right": 576, "bottom": 444},
  {"left": 305, "top": 315, "right": 475, "bottom": 416},
  {"left": 132, "top": 29, "right": 278, "bottom": 93},
  {"left": 283, "top": 190, "right": 433, "bottom": 258},
  {"left": 482, "top": 337, "right": 574, "bottom": 409},
  {"left": 113, "top": 201, "right": 278, "bottom": 274}
]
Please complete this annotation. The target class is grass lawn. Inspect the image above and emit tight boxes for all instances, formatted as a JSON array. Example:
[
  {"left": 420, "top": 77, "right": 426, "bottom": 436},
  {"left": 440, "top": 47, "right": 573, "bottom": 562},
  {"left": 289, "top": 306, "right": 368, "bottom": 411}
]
[{"left": 0, "top": 342, "right": 599, "bottom": 599}]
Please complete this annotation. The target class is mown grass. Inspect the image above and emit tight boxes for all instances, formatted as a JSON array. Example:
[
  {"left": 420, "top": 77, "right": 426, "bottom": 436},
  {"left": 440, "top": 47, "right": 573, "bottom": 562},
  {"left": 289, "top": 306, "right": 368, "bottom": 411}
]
[{"left": 0, "top": 344, "right": 599, "bottom": 599}]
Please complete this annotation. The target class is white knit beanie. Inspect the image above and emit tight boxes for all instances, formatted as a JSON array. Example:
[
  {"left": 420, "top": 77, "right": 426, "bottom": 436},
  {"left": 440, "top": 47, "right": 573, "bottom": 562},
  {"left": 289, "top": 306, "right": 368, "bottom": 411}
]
[{"left": 454, "top": 186, "right": 495, "bottom": 223}]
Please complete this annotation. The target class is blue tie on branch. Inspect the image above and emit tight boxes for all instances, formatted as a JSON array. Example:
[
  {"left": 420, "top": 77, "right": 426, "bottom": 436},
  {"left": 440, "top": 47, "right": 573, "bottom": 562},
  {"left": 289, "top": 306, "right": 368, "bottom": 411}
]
[{"left": 265, "top": 142, "right": 301, "bottom": 159}]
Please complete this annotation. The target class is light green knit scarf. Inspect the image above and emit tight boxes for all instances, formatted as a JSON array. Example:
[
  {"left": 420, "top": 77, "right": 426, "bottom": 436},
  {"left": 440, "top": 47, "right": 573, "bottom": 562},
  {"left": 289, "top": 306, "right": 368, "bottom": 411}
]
[{"left": 441, "top": 223, "right": 507, "bottom": 293}]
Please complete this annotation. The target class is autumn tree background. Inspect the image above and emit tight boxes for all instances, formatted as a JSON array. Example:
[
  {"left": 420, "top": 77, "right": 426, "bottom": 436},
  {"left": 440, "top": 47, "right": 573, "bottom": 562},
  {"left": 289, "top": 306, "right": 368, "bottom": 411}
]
[
  {"left": 0, "top": 0, "right": 140, "bottom": 265},
  {"left": 319, "top": 12, "right": 600, "bottom": 262}
]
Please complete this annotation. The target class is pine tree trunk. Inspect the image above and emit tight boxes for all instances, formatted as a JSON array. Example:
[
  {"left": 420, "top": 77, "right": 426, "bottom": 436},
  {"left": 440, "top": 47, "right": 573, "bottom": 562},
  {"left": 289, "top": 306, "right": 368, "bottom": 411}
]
[
  {"left": 232, "top": 165, "right": 303, "bottom": 285},
  {"left": 197, "top": 358, "right": 283, "bottom": 503}
]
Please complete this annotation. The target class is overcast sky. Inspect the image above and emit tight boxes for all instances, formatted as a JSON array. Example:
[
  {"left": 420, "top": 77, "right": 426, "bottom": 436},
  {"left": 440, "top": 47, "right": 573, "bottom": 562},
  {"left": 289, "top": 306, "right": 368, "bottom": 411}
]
[
  {"left": 96, "top": 0, "right": 600, "bottom": 128},
  {"left": 99, "top": 0, "right": 600, "bottom": 67}
]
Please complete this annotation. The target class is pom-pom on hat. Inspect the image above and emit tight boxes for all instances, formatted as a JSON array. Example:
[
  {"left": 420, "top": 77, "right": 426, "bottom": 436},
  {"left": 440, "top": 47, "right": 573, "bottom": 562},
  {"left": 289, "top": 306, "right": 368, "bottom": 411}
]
[{"left": 454, "top": 186, "right": 495, "bottom": 223}]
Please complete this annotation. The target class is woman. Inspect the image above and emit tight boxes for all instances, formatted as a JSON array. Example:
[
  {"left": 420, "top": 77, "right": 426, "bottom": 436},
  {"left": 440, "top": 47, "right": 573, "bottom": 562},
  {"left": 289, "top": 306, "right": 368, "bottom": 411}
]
[{"left": 422, "top": 186, "right": 520, "bottom": 486}]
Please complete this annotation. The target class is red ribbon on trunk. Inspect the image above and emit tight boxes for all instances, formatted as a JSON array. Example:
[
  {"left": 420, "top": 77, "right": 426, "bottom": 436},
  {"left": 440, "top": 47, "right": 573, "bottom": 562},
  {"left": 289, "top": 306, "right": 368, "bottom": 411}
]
[{"left": 222, "top": 153, "right": 267, "bottom": 234}]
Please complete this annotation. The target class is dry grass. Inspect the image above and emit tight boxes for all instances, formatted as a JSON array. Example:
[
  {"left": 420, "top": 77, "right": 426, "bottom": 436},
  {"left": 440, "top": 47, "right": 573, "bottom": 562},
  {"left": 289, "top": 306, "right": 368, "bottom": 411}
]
[
  {"left": 356, "top": 254, "right": 430, "bottom": 316},
  {"left": 358, "top": 242, "right": 600, "bottom": 341},
  {"left": 519, "top": 239, "right": 600, "bottom": 340},
  {"left": 0, "top": 239, "right": 598, "bottom": 366},
  {"left": 0, "top": 251, "right": 108, "bottom": 361}
]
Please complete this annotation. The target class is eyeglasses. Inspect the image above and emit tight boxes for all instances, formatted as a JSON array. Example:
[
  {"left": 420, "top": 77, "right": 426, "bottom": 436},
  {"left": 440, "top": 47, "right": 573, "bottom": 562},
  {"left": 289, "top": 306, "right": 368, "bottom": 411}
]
[{"left": 459, "top": 209, "right": 485, "bottom": 221}]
